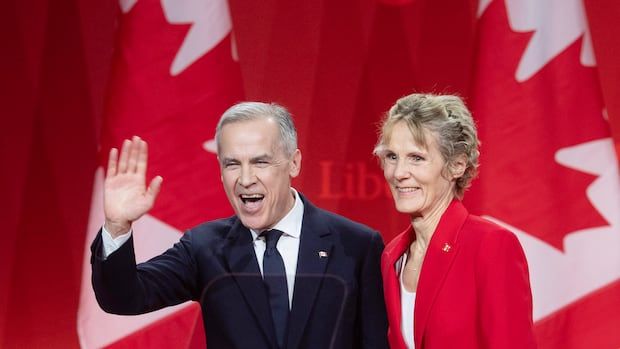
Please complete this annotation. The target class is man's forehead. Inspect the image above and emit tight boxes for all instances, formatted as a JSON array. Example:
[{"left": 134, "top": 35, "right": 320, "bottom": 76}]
[{"left": 218, "top": 139, "right": 285, "bottom": 161}]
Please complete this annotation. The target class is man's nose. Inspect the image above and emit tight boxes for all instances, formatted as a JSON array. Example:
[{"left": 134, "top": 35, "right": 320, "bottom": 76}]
[{"left": 238, "top": 165, "right": 256, "bottom": 187}]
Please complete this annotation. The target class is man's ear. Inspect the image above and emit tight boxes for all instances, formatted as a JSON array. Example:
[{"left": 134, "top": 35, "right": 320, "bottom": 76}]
[
  {"left": 290, "top": 149, "right": 302, "bottom": 178},
  {"left": 217, "top": 156, "right": 223, "bottom": 182}
]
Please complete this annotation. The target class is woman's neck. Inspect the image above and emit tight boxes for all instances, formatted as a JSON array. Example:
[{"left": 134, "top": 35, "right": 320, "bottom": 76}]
[{"left": 410, "top": 194, "right": 454, "bottom": 249}]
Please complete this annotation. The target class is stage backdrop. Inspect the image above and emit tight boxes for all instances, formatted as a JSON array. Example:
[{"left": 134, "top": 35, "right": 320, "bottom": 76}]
[{"left": 1, "top": 0, "right": 619, "bottom": 348}]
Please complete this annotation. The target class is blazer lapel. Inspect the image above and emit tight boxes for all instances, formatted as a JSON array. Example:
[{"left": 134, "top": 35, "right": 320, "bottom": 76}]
[
  {"left": 414, "top": 200, "right": 468, "bottom": 349},
  {"left": 286, "top": 199, "right": 333, "bottom": 349},
  {"left": 381, "top": 227, "right": 413, "bottom": 349},
  {"left": 223, "top": 219, "right": 278, "bottom": 348}
]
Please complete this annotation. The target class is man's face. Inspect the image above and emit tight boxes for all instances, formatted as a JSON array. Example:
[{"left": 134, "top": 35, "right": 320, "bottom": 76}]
[{"left": 218, "top": 117, "right": 301, "bottom": 231}]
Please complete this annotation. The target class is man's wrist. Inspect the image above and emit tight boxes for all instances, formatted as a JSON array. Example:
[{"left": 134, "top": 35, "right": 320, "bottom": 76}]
[{"left": 104, "top": 219, "right": 132, "bottom": 238}]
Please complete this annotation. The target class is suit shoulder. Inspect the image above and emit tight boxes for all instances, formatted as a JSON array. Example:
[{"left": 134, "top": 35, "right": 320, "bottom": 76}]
[
  {"left": 186, "top": 215, "right": 237, "bottom": 241},
  {"left": 461, "top": 214, "right": 522, "bottom": 249},
  {"left": 314, "top": 207, "right": 380, "bottom": 239}
]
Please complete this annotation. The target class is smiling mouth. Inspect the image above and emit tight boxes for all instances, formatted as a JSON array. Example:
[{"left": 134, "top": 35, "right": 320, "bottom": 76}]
[
  {"left": 396, "top": 187, "right": 420, "bottom": 192},
  {"left": 239, "top": 194, "right": 265, "bottom": 204}
]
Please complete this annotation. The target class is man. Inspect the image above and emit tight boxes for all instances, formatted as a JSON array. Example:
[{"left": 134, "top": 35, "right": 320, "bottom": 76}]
[{"left": 91, "top": 102, "right": 388, "bottom": 348}]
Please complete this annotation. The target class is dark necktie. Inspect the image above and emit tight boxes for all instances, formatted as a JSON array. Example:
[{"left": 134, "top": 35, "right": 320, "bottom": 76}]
[{"left": 262, "top": 229, "right": 289, "bottom": 349}]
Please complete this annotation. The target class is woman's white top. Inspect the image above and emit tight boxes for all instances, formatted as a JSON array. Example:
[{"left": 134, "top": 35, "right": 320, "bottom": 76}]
[{"left": 399, "top": 252, "right": 416, "bottom": 349}]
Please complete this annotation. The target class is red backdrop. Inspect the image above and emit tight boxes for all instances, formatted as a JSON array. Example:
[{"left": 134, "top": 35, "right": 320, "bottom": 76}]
[{"left": 1, "top": 0, "right": 619, "bottom": 348}]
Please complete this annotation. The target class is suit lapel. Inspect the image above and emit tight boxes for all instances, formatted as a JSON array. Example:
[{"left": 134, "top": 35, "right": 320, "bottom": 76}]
[
  {"left": 287, "top": 199, "right": 333, "bottom": 349},
  {"left": 381, "top": 227, "right": 413, "bottom": 349},
  {"left": 223, "top": 219, "right": 278, "bottom": 348},
  {"left": 414, "top": 200, "right": 468, "bottom": 349}
]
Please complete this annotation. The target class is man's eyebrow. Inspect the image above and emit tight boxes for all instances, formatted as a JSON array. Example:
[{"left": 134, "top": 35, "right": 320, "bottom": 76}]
[
  {"left": 219, "top": 154, "right": 273, "bottom": 164},
  {"left": 250, "top": 154, "right": 273, "bottom": 162},
  {"left": 220, "top": 157, "right": 239, "bottom": 164}
]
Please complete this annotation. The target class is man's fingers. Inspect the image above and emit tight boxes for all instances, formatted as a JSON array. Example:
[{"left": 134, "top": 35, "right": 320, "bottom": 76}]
[
  {"left": 146, "top": 175, "right": 163, "bottom": 202},
  {"left": 127, "top": 136, "right": 141, "bottom": 173},
  {"left": 107, "top": 148, "right": 118, "bottom": 177},
  {"left": 118, "top": 139, "right": 131, "bottom": 173},
  {"left": 136, "top": 139, "right": 148, "bottom": 175}
]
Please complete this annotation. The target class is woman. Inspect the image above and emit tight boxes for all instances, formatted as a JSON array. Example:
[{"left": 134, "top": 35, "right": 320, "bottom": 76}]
[{"left": 374, "top": 93, "right": 536, "bottom": 349}]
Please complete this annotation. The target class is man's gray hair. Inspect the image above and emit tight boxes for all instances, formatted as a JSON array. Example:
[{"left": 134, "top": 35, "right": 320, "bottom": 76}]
[{"left": 215, "top": 102, "right": 298, "bottom": 156}]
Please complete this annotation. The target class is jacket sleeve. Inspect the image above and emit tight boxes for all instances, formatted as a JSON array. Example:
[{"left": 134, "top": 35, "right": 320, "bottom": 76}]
[
  {"left": 476, "top": 230, "right": 537, "bottom": 348},
  {"left": 90, "top": 229, "right": 198, "bottom": 315},
  {"left": 358, "top": 231, "right": 390, "bottom": 349}
]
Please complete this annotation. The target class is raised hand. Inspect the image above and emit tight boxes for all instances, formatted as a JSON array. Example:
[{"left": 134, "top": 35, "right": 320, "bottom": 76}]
[{"left": 103, "top": 136, "right": 163, "bottom": 237}]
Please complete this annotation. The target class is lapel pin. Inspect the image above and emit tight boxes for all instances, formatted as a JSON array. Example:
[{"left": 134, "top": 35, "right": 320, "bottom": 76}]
[
  {"left": 318, "top": 251, "right": 328, "bottom": 258},
  {"left": 442, "top": 243, "right": 452, "bottom": 253}
]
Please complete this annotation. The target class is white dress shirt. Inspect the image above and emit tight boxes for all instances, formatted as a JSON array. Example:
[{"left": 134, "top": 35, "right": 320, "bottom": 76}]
[
  {"left": 249, "top": 189, "right": 303, "bottom": 309},
  {"left": 101, "top": 188, "right": 304, "bottom": 309},
  {"left": 399, "top": 253, "right": 416, "bottom": 349}
]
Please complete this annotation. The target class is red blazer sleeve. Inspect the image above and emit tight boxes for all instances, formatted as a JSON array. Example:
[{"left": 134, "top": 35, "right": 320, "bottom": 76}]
[{"left": 476, "top": 230, "right": 537, "bottom": 348}]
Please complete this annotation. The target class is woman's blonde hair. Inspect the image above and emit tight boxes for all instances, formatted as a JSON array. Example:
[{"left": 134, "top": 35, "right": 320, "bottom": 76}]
[{"left": 374, "top": 93, "right": 480, "bottom": 199}]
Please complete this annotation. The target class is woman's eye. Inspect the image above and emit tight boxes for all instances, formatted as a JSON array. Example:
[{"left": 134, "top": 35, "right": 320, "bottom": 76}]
[
  {"left": 384, "top": 153, "right": 397, "bottom": 162},
  {"left": 407, "top": 154, "right": 425, "bottom": 162}
]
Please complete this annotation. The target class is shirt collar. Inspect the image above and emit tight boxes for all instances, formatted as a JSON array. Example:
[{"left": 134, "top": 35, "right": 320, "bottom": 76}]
[{"left": 250, "top": 188, "right": 304, "bottom": 241}]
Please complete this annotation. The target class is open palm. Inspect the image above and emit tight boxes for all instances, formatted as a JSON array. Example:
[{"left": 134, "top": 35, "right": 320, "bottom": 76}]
[{"left": 104, "top": 136, "right": 162, "bottom": 237}]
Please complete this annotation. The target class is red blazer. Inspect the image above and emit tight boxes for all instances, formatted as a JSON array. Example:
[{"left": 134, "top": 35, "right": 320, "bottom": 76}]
[{"left": 381, "top": 200, "right": 537, "bottom": 349}]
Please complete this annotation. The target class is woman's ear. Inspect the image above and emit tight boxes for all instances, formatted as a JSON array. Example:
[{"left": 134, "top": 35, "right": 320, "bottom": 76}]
[{"left": 450, "top": 154, "right": 467, "bottom": 179}]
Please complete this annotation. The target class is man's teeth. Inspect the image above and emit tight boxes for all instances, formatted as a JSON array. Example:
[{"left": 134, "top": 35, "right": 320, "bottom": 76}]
[{"left": 240, "top": 194, "right": 264, "bottom": 203}]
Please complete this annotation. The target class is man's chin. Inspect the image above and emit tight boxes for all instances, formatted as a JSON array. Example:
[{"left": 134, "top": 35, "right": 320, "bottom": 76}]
[{"left": 238, "top": 215, "right": 268, "bottom": 232}]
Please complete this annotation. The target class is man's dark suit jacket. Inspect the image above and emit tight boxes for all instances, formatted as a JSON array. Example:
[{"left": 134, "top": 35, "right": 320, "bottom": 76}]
[{"left": 91, "top": 194, "right": 388, "bottom": 349}]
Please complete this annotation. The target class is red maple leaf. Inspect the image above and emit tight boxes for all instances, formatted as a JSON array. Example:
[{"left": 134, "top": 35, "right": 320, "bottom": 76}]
[{"left": 465, "top": 0, "right": 609, "bottom": 251}]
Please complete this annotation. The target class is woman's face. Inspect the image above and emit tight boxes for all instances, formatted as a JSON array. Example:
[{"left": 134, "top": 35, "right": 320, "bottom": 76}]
[{"left": 381, "top": 121, "right": 456, "bottom": 218}]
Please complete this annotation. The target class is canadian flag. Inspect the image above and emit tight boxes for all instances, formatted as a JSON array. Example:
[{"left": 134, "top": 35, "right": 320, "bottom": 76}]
[
  {"left": 77, "top": 0, "right": 243, "bottom": 347},
  {"left": 468, "top": 0, "right": 620, "bottom": 348}
]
